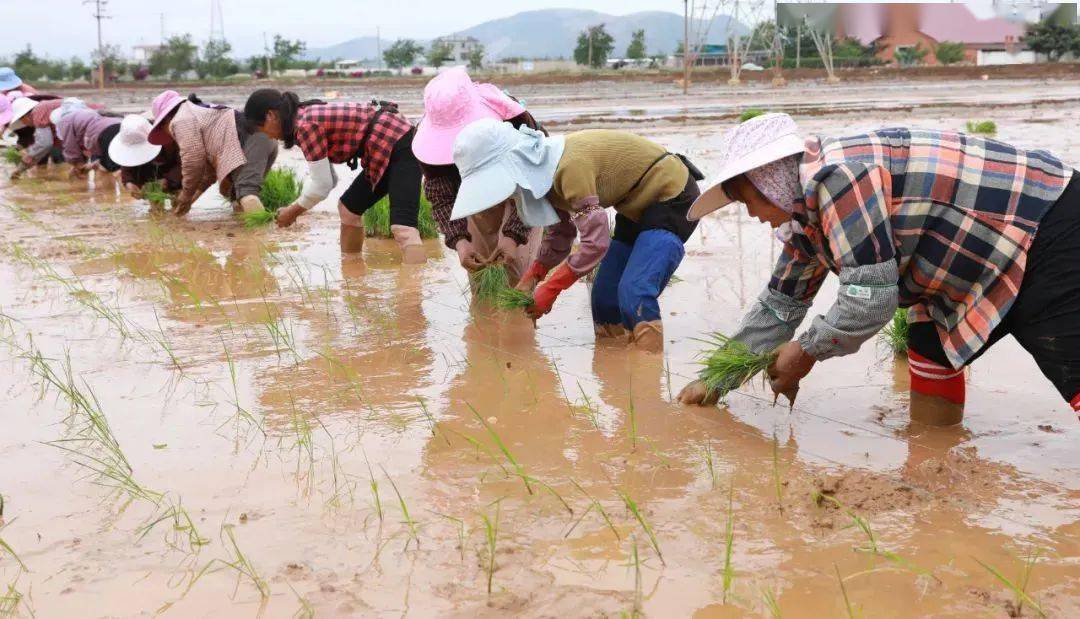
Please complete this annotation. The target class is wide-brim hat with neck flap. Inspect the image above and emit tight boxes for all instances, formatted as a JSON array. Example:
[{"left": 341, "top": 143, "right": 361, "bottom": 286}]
[
  {"left": 687, "top": 112, "right": 806, "bottom": 221},
  {"left": 108, "top": 114, "right": 162, "bottom": 168}
]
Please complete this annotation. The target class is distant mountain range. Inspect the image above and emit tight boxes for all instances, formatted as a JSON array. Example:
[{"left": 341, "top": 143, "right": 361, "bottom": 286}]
[{"left": 303, "top": 8, "right": 747, "bottom": 62}]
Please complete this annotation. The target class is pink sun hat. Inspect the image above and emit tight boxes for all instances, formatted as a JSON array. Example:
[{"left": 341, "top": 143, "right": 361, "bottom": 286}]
[
  {"left": 412, "top": 66, "right": 525, "bottom": 165},
  {"left": 0, "top": 95, "right": 12, "bottom": 128},
  {"left": 147, "top": 90, "right": 186, "bottom": 146}
]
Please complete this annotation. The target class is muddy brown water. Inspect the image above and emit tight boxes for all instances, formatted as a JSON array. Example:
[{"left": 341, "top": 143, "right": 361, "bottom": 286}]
[{"left": 0, "top": 77, "right": 1078, "bottom": 617}]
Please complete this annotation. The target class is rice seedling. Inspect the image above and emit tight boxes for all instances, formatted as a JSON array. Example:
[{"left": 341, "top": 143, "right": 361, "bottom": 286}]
[
  {"left": 629, "top": 536, "right": 644, "bottom": 617},
  {"left": 470, "top": 263, "right": 511, "bottom": 303},
  {"left": 137, "top": 499, "right": 211, "bottom": 556},
  {"left": 835, "top": 564, "right": 857, "bottom": 619},
  {"left": 739, "top": 108, "right": 767, "bottom": 123},
  {"left": 494, "top": 287, "right": 534, "bottom": 310},
  {"left": 722, "top": 481, "right": 736, "bottom": 604},
  {"left": 0, "top": 525, "right": 27, "bottom": 573},
  {"left": 362, "top": 195, "right": 439, "bottom": 239},
  {"left": 479, "top": 499, "right": 502, "bottom": 594},
  {"left": 702, "top": 443, "right": 718, "bottom": 489},
  {"left": 973, "top": 548, "right": 1046, "bottom": 619},
  {"left": 814, "top": 493, "right": 936, "bottom": 581},
  {"left": 0, "top": 576, "right": 33, "bottom": 619},
  {"left": 468, "top": 403, "right": 533, "bottom": 495},
  {"left": 627, "top": 387, "right": 638, "bottom": 451},
  {"left": 772, "top": 432, "right": 785, "bottom": 513},
  {"left": 879, "top": 309, "right": 909, "bottom": 356},
  {"left": 966, "top": 120, "right": 997, "bottom": 135},
  {"left": 363, "top": 453, "right": 383, "bottom": 524},
  {"left": 141, "top": 180, "right": 172, "bottom": 207},
  {"left": 152, "top": 309, "right": 183, "bottom": 374},
  {"left": 431, "top": 512, "right": 467, "bottom": 561},
  {"left": 289, "top": 583, "right": 315, "bottom": 619},
  {"left": 617, "top": 489, "right": 664, "bottom": 566},
  {"left": 416, "top": 397, "right": 450, "bottom": 447},
  {"left": 284, "top": 395, "right": 316, "bottom": 496},
  {"left": 570, "top": 478, "right": 620, "bottom": 540},
  {"left": 574, "top": 383, "right": 601, "bottom": 429},
  {"left": 696, "top": 333, "right": 778, "bottom": 403},
  {"left": 317, "top": 418, "right": 356, "bottom": 512},
  {"left": 761, "top": 586, "right": 782, "bottom": 618},
  {"left": 240, "top": 168, "right": 303, "bottom": 227},
  {"left": 192, "top": 524, "right": 270, "bottom": 600},
  {"left": 381, "top": 466, "right": 420, "bottom": 550},
  {"left": 2, "top": 147, "right": 22, "bottom": 165}
]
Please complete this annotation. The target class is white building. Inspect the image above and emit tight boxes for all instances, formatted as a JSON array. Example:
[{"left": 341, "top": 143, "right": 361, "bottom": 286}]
[
  {"left": 131, "top": 45, "right": 162, "bottom": 64},
  {"left": 431, "top": 35, "right": 482, "bottom": 63}
]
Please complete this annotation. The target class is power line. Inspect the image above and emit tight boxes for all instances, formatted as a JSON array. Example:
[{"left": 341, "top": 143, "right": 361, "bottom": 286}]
[{"left": 83, "top": 0, "right": 111, "bottom": 90}]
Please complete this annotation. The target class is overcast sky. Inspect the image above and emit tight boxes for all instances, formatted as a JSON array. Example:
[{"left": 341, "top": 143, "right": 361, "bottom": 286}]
[{"left": 0, "top": 1, "right": 704, "bottom": 59}]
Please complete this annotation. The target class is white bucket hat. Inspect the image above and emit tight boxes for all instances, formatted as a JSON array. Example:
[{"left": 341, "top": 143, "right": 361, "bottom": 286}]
[
  {"left": 6, "top": 97, "right": 38, "bottom": 133},
  {"left": 451, "top": 118, "right": 565, "bottom": 228},
  {"left": 49, "top": 97, "right": 88, "bottom": 127},
  {"left": 108, "top": 114, "right": 162, "bottom": 168},
  {"left": 688, "top": 112, "right": 806, "bottom": 221}
]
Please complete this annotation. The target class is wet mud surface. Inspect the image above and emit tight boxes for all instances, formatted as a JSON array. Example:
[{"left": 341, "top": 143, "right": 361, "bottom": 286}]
[{"left": 0, "top": 76, "right": 1078, "bottom": 617}]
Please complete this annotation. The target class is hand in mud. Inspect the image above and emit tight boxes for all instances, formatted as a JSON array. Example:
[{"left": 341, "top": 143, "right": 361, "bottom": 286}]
[
  {"left": 10, "top": 166, "right": 24, "bottom": 181},
  {"left": 173, "top": 199, "right": 192, "bottom": 217},
  {"left": 69, "top": 165, "right": 89, "bottom": 180},
  {"left": 125, "top": 183, "right": 143, "bottom": 200},
  {"left": 677, "top": 379, "right": 721, "bottom": 406},
  {"left": 455, "top": 238, "right": 485, "bottom": 272},
  {"left": 276, "top": 204, "right": 304, "bottom": 228},
  {"left": 767, "top": 341, "right": 816, "bottom": 407}
]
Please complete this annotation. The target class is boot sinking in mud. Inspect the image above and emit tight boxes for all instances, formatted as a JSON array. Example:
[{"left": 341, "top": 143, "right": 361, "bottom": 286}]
[
  {"left": 391, "top": 224, "right": 427, "bottom": 264},
  {"left": 594, "top": 323, "right": 627, "bottom": 340},
  {"left": 630, "top": 320, "right": 664, "bottom": 353}
]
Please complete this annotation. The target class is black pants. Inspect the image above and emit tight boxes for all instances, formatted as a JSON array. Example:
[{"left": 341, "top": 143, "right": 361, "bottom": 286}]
[
  {"left": 612, "top": 172, "right": 701, "bottom": 246},
  {"left": 909, "top": 172, "right": 1080, "bottom": 403},
  {"left": 339, "top": 128, "right": 421, "bottom": 229}
]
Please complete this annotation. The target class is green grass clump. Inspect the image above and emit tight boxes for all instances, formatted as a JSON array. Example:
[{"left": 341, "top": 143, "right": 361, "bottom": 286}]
[
  {"left": 470, "top": 263, "right": 511, "bottom": 303},
  {"left": 3, "top": 147, "right": 22, "bottom": 165},
  {"left": 495, "top": 288, "right": 534, "bottom": 310},
  {"left": 362, "top": 194, "right": 439, "bottom": 239},
  {"left": 966, "top": 120, "right": 997, "bottom": 135},
  {"left": 142, "top": 180, "right": 172, "bottom": 207},
  {"left": 880, "top": 308, "right": 909, "bottom": 356},
  {"left": 697, "top": 333, "right": 778, "bottom": 401},
  {"left": 738, "top": 108, "right": 767, "bottom": 123}
]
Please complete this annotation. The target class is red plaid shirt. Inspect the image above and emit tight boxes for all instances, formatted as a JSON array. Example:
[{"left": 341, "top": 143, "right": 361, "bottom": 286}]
[{"left": 293, "top": 102, "right": 412, "bottom": 187}]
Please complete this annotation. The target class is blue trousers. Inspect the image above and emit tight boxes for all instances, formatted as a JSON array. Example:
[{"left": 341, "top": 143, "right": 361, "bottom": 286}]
[{"left": 590, "top": 229, "right": 685, "bottom": 329}]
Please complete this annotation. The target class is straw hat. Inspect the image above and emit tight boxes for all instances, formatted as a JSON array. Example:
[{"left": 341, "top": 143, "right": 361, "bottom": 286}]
[
  {"left": 0, "top": 67, "right": 23, "bottom": 92},
  {"left": 148, "top": 90, "right": 185, "bottom": 146},
  {"left": 6, "top": 97, "right": 38, "bottom": 133},
  {"left": 687, "top": 113, "right": 806, "bottom": 221},
  {"left": 108, "top": 114, "right": 162, "bottom": 168},
  {"left": 49, "top": 97, "right": 88, "bottom": 127},
  {"left": 412, "top": 67, "right": 525, "bottom": 165}
]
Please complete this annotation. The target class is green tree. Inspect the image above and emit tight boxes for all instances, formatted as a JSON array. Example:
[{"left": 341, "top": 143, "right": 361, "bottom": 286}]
[
  {"left": 199, "top": 39, "right": 238, "bottom": 78},
  {"left": 272, "top": 35, "right": 306, "bottom": 71},
  {"left": 467, "top": 45, "right": 485, "bottom": 71},
  {"left": 750, "top": 20, "right": 778, "bottom": 52},
  {"left": 1024, "top": 22, "right": 1079, "bottom": 62},
  {"left": 934, "top": 41, "right": 966, "bottom": 65},
  {"left": 68, "top": 56, "right": 89, "bottom": 81},
  {"left": 91, "top": 43, "right": 127, "bottom": 79},
  {"left": 894, "top": 43, "right": 928, "bottom": 66},
  {"left": 574, "top": 24, "right": 615, "bottom": 68},
  {"left": 426, "top": 41, "right": 454, "bottom": 68},
  {"left": 149, "top": 34, "right": 198, "bottom": 79},
  {"left": 383, "top": 39, "right": 424, "bottom": 73},
  {"left": 626, "top": 29, "right": 646, "bottom": 60}
]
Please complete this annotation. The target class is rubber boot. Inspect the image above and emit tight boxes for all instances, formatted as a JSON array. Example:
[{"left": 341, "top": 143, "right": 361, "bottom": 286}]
[
  {"left": 594, "top": 323, "right": 628, "bottom": 340},
  {"left": 391, "top": 224, "right": 427, "bottom": 264},
  {"left": 630, "top": 320, "right": 664, "bottom": 353}
]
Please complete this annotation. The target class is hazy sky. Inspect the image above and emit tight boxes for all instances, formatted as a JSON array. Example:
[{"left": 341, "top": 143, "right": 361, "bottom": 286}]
[{"left": 0, "top": 1, "right": 706, "bottom": 59}]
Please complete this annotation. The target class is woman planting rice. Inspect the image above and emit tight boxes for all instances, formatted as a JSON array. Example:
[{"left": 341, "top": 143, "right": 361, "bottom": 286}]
[
  {"left": 451, "top": 120, "right": 705, "bottom": 352},
  {"left": 53, "top": 101, "right": 122, "bottom": 178},
  {"left": 0, "top": 67, "right": 37, "bottom": 97},
  {"left": 243, "top": 90, "right": 426, "bottom": 262},
  {"left": 6, "top": 95, "right": 64, "bottom": 179},
  {"left": 678, "top": 113, "right": 1079, "bottom": 426},
  {"left": 147, "top": 90, "right": 275, "bottom": 217},
  {"left": 412, "top": 67, "right": 540, "bottom": 280},
  {"left": 108, "top": 115, "right": 182, "bottom": 202}
]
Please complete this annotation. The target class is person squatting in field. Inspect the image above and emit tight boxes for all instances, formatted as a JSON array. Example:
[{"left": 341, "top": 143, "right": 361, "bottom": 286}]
[
  {"left": 677, "top": 113, "right": 1078, "bottom": 425},
  {"left": 450, "top": 119, "right": 705, "bottom": 352},
  {"left": 52, "top": 99, "right": 123, "bottom": 179},
  {"left": 108, "top": 114, "right": 183, "bottom": 201},
  {"left": 243, "top": 89, "right": 427, "bottom": 262},
  {"left": 147, "top": 90, "right": 277, "bottom": 217},
  {"left": 6, "top": 95, "right": 65, "bottom": 179},
  {"left": 412, "top": 67, "right": 542, "bottom": 280}
]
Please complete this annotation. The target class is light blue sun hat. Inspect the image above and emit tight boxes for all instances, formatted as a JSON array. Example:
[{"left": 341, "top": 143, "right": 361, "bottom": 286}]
[{"left": 0, "top": 67, "right": 23, "bottom": 91}]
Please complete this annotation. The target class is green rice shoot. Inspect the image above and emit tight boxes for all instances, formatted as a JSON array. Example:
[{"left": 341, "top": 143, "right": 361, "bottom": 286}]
[
  {"left": 739, "top": 108, "right": 767, "bottom": 123},
  {"left": 241, "top": 168, "right": 303, "bottom": 227},
  {"left": 495, "top": 288, "right": 534, "bottom": 310},
  {"left": 362, "top": 194, "right": 439, "bottom": 239},
  {"left": 880, "top": 308, "right": 909, "bottom": 356},
  {"left": 3, "top": 147, "right": 22, "bottom": 165},
  {"left": 470, "top": 263, "right": 511, "bottom": 303},
  {"left": 142, "top": 180, "right": 172, "bottom": 207},
  {"left": 966, "top": 120, "right": 997, "bottom": 135},
  {"left": 697, "top": 333, "right": 778, "bottom": 402}
]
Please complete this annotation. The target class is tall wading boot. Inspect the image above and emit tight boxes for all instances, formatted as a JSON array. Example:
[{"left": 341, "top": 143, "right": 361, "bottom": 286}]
[
  {"left": 630, "top": 320, "right": 664, "bottom": 353},
  {"left": 907, "top": 351, "right": 965, "bottom": 426},
  {"left": 594, "top": 323, "right": 628, "bottom": 340},
  {"left": 391, "top": 224, "right": 427, "bottom": 264}
]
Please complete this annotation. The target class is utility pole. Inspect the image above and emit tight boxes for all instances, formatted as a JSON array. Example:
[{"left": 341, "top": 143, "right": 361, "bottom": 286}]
[
  {"left": 376, "top": 26, "right": 383, "bottom": 69},
  {"left": 84, "top": 0, "right": 110, "bottom": 91},
  {"left": 263, "top": 32, "right": 272, "bottom": 76},
  {"left": 587, "top": 27, "right": 594, "bottom": 68},
  {"left": 682, "top": 0, "right": 689, "bottom": 94},
  {"left": 160, "top": 13, "right": 166, "bottom": 45}
]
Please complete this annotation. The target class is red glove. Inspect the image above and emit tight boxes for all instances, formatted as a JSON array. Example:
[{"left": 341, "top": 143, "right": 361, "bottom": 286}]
[
  {"left": 523, "top": 261, "right": 551, "bottom": 284},
  {"left": 527, "top": 263, "right": 579, "bottom": 319}
]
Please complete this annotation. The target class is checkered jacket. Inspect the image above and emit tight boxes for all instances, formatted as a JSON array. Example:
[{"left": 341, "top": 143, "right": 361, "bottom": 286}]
[
  {"left": 770, "top": 128, "right": 1072, "bottom": 367},
  {"left": 294, "top": 102, "right": 412, "bottom": 187}
]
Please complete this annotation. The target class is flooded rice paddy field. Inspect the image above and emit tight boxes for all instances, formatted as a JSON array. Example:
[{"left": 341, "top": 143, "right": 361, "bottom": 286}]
[{"left": 0, "top": 77, "right": 1078, "bottom": 617}]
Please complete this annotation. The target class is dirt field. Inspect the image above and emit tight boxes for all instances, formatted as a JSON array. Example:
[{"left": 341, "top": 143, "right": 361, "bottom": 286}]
[{"left": 0, "top": 74, "right": 1078, "bottom": 618}]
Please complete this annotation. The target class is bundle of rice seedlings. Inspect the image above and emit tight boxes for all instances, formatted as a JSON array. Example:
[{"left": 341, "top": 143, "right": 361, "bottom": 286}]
[
  {"left": 880, "top": 308, "right": 909, "bottom": 356},
  {"left": 141, "top": 180, "right": 171, "bottom": 207},
  {"left": 966, "top": 120, "right": 997, "bottom": 135},
  {"left": 738, "top": 109, "right": 767, "bottom": 123},
  {"left": 470, "top": 263, "right": 511, "bottom": 303},
  {"left": 242, "top": 168, "right": 303, "bottom": 227},
  {"left": 3, "top": 147, "right": 22, "bottom": 165},
  {"left": 495, "top": 287, "right": 534, "bottom": 310},
  {"left": 362, "top": 195, "right": 439, "bottom": 239},
  {"left": 697, "top": 333, "right": 778, "bottom": 401}
]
